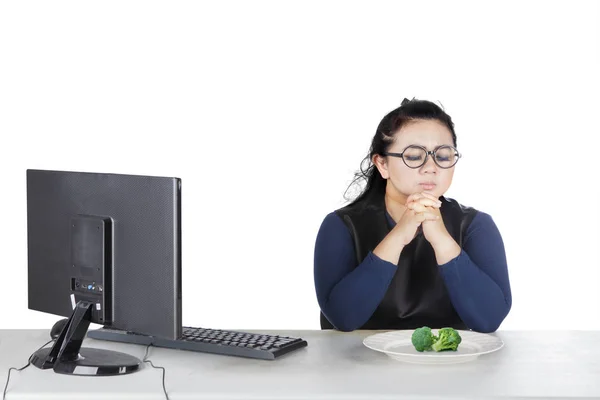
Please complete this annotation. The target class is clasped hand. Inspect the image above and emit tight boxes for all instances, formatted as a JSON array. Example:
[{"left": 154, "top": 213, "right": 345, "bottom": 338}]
[{"left": 404, "top": 192, "right": 451, "bottom": 246}]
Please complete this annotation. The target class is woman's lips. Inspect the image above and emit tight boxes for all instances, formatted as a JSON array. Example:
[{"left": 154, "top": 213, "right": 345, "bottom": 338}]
[{"left": 419, "top": 183, "right": 436, "bottom": 190}]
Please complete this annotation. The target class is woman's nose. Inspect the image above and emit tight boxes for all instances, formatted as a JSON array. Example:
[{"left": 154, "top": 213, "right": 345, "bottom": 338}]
[{"left": 420, "top": 154, "right": 438, "bottom": 172}]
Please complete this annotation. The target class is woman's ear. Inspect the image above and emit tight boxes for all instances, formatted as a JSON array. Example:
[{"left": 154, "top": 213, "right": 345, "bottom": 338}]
[{"left": 372, "top": 154, "right": 389, "bottom": 179}]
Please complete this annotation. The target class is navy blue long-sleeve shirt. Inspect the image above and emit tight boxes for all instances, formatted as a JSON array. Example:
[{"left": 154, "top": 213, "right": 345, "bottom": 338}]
[{"left": 314, "top": 210, "right": 512, "bottom": 332}]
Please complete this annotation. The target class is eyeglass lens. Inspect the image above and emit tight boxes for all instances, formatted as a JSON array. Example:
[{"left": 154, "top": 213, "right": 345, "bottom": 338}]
[{"left": 403, "top": 145, "right": 458, "bottom": 168}]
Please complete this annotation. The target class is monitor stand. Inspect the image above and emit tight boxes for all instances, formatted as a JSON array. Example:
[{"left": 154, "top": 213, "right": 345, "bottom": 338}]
[{"left": 30, "top": 300, "right": 142, "bottom": 376}]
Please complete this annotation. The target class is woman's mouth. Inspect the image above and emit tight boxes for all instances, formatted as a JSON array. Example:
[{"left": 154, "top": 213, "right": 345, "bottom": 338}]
[{"left": 419, "top": 182, "right": 437, "bottom": 190}]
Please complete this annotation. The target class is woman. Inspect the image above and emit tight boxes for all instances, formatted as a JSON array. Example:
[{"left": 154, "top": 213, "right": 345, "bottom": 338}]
[{"left": 314, "top": 98, "right": 512, "bottom": 333}]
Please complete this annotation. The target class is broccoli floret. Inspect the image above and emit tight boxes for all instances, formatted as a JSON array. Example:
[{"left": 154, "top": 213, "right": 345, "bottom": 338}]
[
  {"left": 431, "top": 327, "right": 462, "bottom": 352},
  {"left": 411, "top": 326, "right": 437, "bottom": 352}
]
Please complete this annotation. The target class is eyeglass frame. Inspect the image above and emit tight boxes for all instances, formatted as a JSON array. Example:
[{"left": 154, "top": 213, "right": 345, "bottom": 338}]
[{"left": 383, "top": 144, "right": 462, "bottom": 169}]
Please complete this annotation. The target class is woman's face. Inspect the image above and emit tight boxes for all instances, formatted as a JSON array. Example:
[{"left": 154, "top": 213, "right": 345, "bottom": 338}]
[{"left": 374, "top": 119, "right": 457, "bottom": 200}]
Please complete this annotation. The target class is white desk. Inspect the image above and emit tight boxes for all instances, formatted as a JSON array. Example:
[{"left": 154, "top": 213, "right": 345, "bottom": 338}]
[{"left": 1, "top": 329, "right": 599, "bottom": 399}]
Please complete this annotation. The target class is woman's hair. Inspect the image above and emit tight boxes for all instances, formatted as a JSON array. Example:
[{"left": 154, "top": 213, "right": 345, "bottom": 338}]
[{"left": 344, "top": 98, "right": 457, "bottom": 204}]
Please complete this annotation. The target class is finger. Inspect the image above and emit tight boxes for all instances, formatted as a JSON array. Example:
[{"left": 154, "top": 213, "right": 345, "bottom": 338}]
[
  {"left": 414, "top": 215, "right": 438, "bottom": 225},
  {"left": 411, "top": 198, "right": 441, "bottom": 208},
  {"left": 408, "top": 202, "right": 440, "bottom": 213},
  {"left": 405, "top": 193, "right": 424, "bottom": 204},
  {"left": 406, "top": 192, "right": 442, "bottom": 206},
  {"left": 407, "top": 202, "right": 428, "bottom": 213},
  {"left": 419, "top": 192, "right": 442, "bottom": 204},
  {"left": 404, "top": 209, "right": 423, "bottom": 226},
  {"left": 414, "top": 212, "right": 440, "bottom": 222}
]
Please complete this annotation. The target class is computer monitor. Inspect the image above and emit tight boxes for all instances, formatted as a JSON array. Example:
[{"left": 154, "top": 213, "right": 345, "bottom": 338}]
[{"left": 26, "top": 169, "right": 182, "bottom": 375}]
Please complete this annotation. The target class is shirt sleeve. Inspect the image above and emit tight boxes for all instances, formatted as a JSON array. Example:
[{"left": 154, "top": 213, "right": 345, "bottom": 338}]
[
  {"left": 313, "top": 212, "right": 398, "bottom": 331},
  {"left": 438, "top": 212, "right": 512, "bottom": 332}
]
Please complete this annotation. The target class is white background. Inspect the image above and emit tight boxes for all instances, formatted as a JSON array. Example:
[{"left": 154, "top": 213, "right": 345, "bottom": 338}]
[{"left": 1, "top": 0, "right": 599, "bottom": 331}]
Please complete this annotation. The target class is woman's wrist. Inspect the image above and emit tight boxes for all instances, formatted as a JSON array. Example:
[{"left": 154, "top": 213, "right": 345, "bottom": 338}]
[{"left": 431, "top": 234, "right": 461, "bottom": 265}]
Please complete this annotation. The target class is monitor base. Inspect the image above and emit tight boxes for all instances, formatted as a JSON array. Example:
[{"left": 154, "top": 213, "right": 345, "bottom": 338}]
[
  {"left": 30, "top": 300, "right": 142, "bottom": 376},
  {"left": 31, "top": 347, "right": 141, "bottom": 376}
]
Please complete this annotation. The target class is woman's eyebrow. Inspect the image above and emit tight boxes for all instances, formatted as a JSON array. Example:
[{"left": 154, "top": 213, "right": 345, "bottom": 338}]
[{"left": 404, "top": 143, "right": 451, "bottom": 149}]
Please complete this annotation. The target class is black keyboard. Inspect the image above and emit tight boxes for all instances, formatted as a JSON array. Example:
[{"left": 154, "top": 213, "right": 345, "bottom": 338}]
[
  {"left": 174, "top": 327, "right": 308, "bottom": 360},
  {"left": 87, "top": 326, "right": 308, "bottom": 360}
]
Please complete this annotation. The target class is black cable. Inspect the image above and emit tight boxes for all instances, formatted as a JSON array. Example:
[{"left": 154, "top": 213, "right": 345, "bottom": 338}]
[
  {"left": 3, "top": 339, "right": 54, "bottom": 400},
  {"left": 143, "top": 343, "right": 169, "bottom": 400},
  {"left": 4, "top": 340, "right": 169, "bottom": 400}
]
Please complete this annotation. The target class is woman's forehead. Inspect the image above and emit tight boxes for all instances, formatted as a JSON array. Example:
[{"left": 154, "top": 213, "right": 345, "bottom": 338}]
[{"left": 393, "top": 120, "right": 454, "bottom": 147}]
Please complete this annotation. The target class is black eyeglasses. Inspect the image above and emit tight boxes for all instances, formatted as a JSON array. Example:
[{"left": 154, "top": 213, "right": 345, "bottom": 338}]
[{"left": 384, "top": 145, "right": 461, "bottom": 169}]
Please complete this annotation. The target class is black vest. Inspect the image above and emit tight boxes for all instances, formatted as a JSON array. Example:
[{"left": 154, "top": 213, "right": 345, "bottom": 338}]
[{"left": 320, "top": 193, "right": 478, "bottom": 330}]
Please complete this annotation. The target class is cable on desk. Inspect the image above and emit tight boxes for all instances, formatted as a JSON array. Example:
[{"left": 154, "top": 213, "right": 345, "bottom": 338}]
[
  {"left": 143, "top": 343, "right": 170, "bottom": 400},
  {"left": 3, "top": 339, "right": 54, "bottom": 400},
  {"left": 4, "top": 340, "right": 169, "bottom": 400}
]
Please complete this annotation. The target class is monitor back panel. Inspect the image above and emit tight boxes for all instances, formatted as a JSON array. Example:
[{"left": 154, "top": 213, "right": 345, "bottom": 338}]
[{"left": 27, "top": 169, "right": 182, "bottom": 340}]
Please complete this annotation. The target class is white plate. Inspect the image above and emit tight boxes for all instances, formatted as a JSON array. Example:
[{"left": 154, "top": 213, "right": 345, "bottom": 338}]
[{"left": 363, "top": 329, "right": 504, "bottom": 364}]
